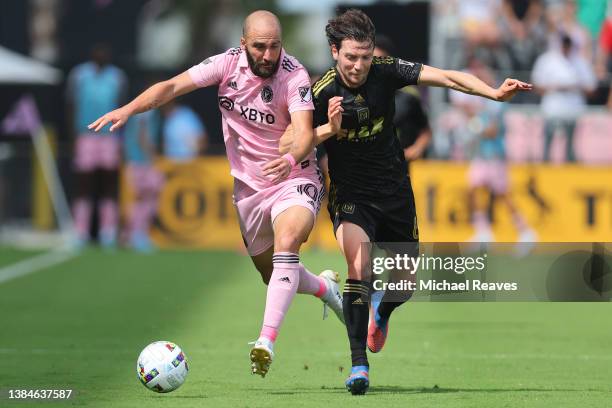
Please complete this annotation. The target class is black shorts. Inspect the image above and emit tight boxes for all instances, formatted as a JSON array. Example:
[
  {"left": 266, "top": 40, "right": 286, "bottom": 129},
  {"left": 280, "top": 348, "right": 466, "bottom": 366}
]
[{"left": 328, "top": 186, "right": 419, "bottom": 244}]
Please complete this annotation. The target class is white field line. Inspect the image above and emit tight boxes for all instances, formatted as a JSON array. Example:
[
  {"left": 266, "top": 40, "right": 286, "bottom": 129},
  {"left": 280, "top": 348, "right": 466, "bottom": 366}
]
[{"left": 0, "top": 249, "right": 77, "bottom": 285}]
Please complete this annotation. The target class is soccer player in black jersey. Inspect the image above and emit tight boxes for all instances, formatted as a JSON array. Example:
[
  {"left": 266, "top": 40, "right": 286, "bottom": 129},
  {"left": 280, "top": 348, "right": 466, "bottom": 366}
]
[{"left": 280, "top": 9, "right": 532, "bottom": 395}]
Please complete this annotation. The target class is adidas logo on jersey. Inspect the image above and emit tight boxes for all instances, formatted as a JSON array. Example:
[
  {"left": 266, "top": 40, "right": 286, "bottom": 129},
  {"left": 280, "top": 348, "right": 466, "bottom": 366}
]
[
  {"left": 279, "top": 276, "right": 292, "bottom": 284},
  {"left": 227, "top": 80, "right": 238, "bottom": 90},
  {"left": 355, "top": 94, "right": 365, "bottom": 104},
  {"left": 352, "top": 298, "right": 366, "bottom": 305}
]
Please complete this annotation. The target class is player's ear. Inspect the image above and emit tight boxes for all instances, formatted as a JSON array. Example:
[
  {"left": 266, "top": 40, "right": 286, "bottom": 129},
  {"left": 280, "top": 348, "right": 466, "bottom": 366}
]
[
  {"left": 331, "top": 44, "right": 339, "bottom": 61},
  {"left": 240, "top": 37, "right": 246, "bottom": 49}
]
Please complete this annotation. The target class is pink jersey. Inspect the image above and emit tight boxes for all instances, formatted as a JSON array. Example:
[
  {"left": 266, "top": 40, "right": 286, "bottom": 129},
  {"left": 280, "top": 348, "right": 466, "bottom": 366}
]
[{"left": 188, "top": 48, "right": 316, "bottom": 191}]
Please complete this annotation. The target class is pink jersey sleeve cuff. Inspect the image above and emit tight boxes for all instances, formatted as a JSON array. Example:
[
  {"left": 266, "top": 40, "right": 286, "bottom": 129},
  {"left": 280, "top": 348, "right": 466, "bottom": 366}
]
[{"left": 288, "top": 106, "right": 315, "bottom": 114}]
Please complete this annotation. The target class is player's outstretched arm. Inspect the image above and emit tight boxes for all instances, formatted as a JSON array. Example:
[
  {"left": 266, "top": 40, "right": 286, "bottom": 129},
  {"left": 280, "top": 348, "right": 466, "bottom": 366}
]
[
  {"left": 88, "top": 71, "right": 198, "bottom": 132},
  {"left": 418, "top": 65, "right": 532, "bottom": 102},
  {"left": 278, "top": 96, "right": 343, "bottom": 154}
]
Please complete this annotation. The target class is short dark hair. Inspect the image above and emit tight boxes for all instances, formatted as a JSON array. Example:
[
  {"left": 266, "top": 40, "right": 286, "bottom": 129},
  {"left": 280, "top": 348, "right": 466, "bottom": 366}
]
[{"left": 325, "top": 9, "right": 376, "bottom": 50}]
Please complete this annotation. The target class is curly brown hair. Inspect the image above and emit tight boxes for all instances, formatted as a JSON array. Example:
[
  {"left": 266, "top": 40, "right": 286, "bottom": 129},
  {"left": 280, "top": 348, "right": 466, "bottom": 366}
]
[{"left": 325, "top": 9, "right": 376, "bottom": 50}]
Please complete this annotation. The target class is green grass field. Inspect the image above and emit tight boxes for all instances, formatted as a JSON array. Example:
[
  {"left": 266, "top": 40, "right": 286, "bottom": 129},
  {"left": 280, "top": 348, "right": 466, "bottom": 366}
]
[{"left": 0, "top": 247, "right": 610, "bottom": 407}]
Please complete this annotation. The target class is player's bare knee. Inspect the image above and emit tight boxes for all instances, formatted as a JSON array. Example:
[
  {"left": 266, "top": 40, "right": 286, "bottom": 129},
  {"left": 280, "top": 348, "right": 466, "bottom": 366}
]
[{"left": 274, "top": 231, "right": 303, "bottom": 253}]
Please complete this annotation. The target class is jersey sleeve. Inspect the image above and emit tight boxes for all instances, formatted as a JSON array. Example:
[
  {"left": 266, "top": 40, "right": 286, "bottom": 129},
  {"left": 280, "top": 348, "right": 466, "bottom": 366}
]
[
  {"left": 311, "top": 78, "right": 330, "bottom": 127},
  {"left": 187, "top": 52, "right": 226, "bottom": 88},
  {"left": 285, "top": 67, "right": 315, "bottom": 114},
  {"left": 375, "top": 56, "right": 423, "bottom": 90},
  {"left": 312, "top": 91, "right": 330, "bottom": 128}
]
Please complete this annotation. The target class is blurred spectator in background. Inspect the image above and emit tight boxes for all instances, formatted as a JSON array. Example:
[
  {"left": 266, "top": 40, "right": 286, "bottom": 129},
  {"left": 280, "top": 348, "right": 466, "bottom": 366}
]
[
  {"left": 456, "top": 0, "right": 503, "bottom": 48},
  {"left": 373, "top": 35, "right": 432, "bottom": 164},
  {"left": 452, "top": 0, "right": 513, "bottom": 72},
  {"left": 500, "top": 0, "right": 547, "bottom": 72},
  {"left": 532, "top": 33, "right": 596, "bottom": 162},
  {"left": 598, "top": 13, "right": 612, "bottom": 80},
  {"left": 449, "top": 62, "right": 536, "bottom": 244},
  {"left": 546, "top": 0, "right": 593, "bottom": 61},
  {"left": 66, "top": 43, "right": 127, "bottom": 248},
  {"left": 597, "top": 10, "right": 612, "bottom": 108},
  {"left": 123, "top": 110, "right": 163, "bottom": 253},
  {"left": 160, "top": 100, "right": 207, "bottom": 162}
]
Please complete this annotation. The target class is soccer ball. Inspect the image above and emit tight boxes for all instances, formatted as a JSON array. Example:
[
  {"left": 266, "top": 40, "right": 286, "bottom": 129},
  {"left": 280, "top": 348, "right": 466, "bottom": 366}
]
[{"left": 136, "top": 341, "right": 189, "bottom": 393}]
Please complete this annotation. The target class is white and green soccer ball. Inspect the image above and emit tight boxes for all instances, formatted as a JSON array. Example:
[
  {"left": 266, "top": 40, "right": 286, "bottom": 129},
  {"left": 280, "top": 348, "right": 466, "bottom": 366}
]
[{"left": 137, "top": 341, "right": 189, "bottom": 393}]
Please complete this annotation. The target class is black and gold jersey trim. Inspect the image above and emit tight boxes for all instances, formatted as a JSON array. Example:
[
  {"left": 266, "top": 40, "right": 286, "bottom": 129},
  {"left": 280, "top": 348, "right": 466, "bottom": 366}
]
[{"left": 313, "top": 68, "right": 336, "bottom": 97}]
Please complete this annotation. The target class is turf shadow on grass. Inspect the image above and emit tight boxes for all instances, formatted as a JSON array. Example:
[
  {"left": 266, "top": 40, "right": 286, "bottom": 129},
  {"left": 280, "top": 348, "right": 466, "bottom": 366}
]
[{"left": 268, "top": 385, "right": 591, "bottom": 395}]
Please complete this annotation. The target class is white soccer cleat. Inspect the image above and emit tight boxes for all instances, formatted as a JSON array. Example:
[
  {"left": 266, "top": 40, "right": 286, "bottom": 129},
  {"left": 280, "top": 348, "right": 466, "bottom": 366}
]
[
  {"left": 249, "top": 338, "right": 274, "bottom": 378},
  {"left": 319, "top": 270, "right": 345, "bottom": 325}
]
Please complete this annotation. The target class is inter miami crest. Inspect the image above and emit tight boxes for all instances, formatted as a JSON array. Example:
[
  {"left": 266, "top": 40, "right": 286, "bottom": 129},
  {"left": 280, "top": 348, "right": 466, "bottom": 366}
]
[
  {"left": 261, "top": 85, "right": 273, "bottom": 103},
  {"left": 299, "top": 86, "right": 312, "bottom": 102}
]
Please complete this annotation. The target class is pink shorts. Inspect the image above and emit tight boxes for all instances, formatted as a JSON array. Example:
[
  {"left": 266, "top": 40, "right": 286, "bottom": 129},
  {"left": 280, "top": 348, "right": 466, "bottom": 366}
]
[
  {"left": 468, "top": 159, "right": 509, "bottom": 194},
  {"left": 74, "top": 133, "right": 121, "bottom": 172},
  {"left": 233, "top": 176, "right": 324, "bottom": 256},
  {"left": 126, "top": 164, "right": 164, "bottom": 195}
]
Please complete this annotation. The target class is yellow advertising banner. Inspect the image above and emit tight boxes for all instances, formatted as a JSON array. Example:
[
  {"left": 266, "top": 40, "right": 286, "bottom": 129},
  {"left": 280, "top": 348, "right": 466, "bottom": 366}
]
[
  {"left": 121, "top": 159, "right": 612, "bottom": 249},
  {"left": 411, "top": 161, "right": 612, "bottom": 242}
]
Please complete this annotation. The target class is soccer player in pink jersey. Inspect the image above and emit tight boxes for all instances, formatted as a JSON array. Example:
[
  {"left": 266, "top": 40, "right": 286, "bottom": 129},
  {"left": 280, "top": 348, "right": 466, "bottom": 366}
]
[{"left": 88, "top": 10, "right": 344, "bottom": 378}]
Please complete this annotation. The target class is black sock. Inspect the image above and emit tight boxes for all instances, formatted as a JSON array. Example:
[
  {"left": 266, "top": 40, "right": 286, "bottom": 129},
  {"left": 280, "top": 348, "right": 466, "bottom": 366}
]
[{"left": 343, "top": 279, "right": 371, "bottom": 367}]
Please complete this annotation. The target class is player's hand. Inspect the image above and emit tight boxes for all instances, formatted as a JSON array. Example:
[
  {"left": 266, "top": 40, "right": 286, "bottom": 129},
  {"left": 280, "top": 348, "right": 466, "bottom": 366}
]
[
  {"left": 262, "top": 157, "right": 292, "bottom": 184},
  {"left": 328, "top": 96, "right": 343, "bottom": 134},
  {"left": 88, "top": 107, "right": 131, "bottom": 132},
  {"left": 278, "top": 124, "right": 293, "bottom": 154},
  {"left": 404, "top": 144, "right": 425, "bottom": 161},
  {"left": 495, "top": 78, "right": 533, "bottom": 102}
]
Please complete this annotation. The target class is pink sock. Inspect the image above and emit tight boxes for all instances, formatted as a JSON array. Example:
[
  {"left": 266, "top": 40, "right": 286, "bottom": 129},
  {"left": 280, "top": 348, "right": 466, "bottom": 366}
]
[
  {"left": 73, "top": 198, "right": 92, "bottom": 239},
  {"left": 297, "top": 263, "right": 326, "bottom": 297},
  {"left": 259, "top": 252, "right": 300, "bottom": 343},
  {"left": 99, "top": 198, "right": 118, "bottom": 236}
]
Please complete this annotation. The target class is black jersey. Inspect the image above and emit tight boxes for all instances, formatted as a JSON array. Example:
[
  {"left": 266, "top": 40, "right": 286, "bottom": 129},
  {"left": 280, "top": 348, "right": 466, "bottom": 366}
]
[{"left": 312, "top": 56, "right": 422, "bottom": 203}]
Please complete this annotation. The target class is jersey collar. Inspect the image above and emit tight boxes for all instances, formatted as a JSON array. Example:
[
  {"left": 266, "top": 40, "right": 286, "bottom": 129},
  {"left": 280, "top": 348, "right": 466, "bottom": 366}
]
[{"left": 238, "top": 48, "right": 249, "bottom": 69}]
